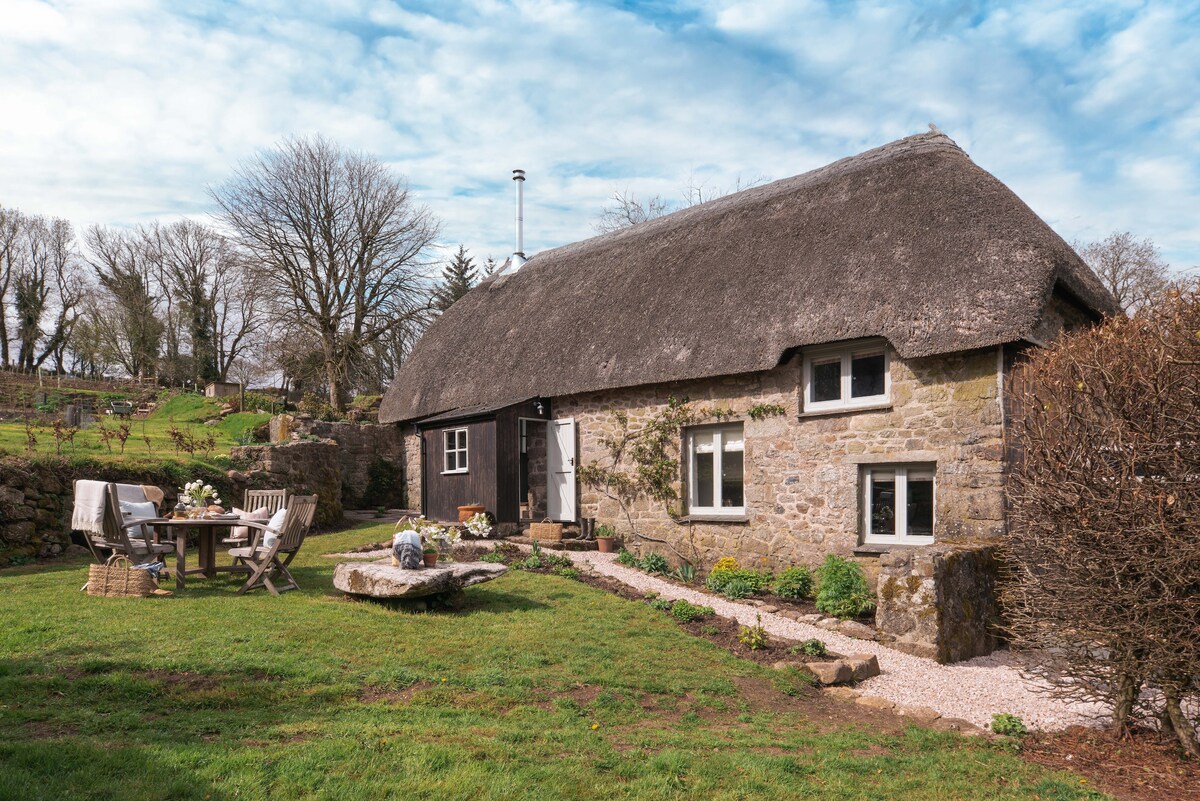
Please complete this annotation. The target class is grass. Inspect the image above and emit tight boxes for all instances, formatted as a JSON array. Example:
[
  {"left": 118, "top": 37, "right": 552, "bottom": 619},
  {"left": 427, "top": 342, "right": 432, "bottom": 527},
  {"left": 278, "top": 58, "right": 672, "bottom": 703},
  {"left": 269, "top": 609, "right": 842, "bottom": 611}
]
[
  {"left": 0, "top": 391, "right": 270, "bottom": 465},
  {"left": 0, "top": 522, "right": 1109, "bottom": 801}
]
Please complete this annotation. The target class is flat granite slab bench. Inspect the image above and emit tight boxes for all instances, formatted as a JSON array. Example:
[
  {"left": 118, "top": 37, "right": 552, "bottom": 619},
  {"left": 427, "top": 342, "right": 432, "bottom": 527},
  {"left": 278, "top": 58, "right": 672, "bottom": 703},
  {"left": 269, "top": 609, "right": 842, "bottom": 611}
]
[{"left": 333, "top": 560, "right": 507, "bottom": 607}]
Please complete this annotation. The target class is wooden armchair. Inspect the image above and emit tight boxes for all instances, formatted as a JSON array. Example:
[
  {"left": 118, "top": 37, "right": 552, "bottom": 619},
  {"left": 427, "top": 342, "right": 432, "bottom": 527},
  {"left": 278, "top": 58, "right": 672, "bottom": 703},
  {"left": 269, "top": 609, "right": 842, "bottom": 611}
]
[
  {"left": 222, "top": 488, "right": 290, "bottom": 547},
  {"left": 229, "top": 495, "right": 318, "bottom": 596}
]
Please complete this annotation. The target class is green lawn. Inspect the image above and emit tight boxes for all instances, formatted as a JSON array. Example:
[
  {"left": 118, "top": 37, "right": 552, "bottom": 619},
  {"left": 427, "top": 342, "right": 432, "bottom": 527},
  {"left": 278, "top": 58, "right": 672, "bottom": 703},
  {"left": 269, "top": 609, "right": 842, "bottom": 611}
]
[
  {"left": 0, "top": 522, "right": 1106, "bottom": 800},
  {"left": 0, "top": 392, "right": 269, "bottom": 465}
]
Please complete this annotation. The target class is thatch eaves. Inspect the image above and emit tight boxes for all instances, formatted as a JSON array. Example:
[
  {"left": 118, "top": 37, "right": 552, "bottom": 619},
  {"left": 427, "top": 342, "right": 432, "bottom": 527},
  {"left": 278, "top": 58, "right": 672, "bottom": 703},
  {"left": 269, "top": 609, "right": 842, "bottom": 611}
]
[{"left": 381, "top": 132, "right": 1117, "bottom": 424}]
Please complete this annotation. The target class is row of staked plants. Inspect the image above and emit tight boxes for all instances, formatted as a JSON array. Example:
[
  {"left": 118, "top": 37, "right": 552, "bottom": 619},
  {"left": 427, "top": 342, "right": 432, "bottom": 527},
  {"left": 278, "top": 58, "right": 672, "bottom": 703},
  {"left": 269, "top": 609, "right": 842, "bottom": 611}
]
[{"left": 617, "top": 550, "right": 875, "bottom": 620}]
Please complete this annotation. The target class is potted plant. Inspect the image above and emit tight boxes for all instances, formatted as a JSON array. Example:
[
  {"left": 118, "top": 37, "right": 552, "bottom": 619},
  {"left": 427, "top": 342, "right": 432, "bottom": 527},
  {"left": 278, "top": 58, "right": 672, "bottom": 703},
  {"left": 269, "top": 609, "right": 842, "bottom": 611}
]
[
  {"left": 457, "top": 503, "right": 486, "bottom": 523},
  {"left": 594, "top": 523, "right": 618, "bottom": 554},
  {"left": 422, "top": 541, "right": 439, "bottom": 567}
]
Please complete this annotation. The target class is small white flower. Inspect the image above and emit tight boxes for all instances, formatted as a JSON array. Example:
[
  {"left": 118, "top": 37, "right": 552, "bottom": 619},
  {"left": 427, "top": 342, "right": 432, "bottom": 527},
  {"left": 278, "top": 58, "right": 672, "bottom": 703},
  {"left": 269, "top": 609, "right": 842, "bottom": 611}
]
[{"left": 203, "top": 484, "right": 213, "bottom": 492}]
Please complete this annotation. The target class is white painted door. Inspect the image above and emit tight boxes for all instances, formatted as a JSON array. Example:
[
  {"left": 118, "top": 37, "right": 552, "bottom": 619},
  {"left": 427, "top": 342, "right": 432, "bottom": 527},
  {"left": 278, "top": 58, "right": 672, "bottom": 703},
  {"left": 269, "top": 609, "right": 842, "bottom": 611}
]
[{"left": 547, "top": 418, "right": 577, "bottom": 522}]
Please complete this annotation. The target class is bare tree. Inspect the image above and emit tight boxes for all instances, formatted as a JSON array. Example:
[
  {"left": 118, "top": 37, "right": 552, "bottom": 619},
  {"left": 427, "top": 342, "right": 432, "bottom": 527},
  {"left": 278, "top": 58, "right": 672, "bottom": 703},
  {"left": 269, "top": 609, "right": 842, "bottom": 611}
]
[
  {"left": 0, "top": 205, "right": 22, "bottom": 367},
  {"left": 84, "top": 225, "right": 163, "bottom": 378},
  {"left": 5, "top": 212, "right": 85, "bottom": 371},
  {"left": 594, "top": 175, "right": 769, "bottom": 234},
  {"left": 1005, "top": 287, "right": 1200, "bottom": 756},
  {"left": 1077, "top": 231, "right": 1172, "bottom": 314},
  {"left": 144, "top": 220, "right": 259, "bottom": 384},
  {"left": 212, "top": 135, "right": 440, "bottom": 414}
]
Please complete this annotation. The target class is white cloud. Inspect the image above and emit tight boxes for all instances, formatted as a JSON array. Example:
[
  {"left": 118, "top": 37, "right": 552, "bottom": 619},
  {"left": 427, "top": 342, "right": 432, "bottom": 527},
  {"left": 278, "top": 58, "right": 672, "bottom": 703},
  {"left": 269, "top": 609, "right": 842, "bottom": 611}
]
[{"left": 0, "top": 0, "right": 1197, "bottom": 270}]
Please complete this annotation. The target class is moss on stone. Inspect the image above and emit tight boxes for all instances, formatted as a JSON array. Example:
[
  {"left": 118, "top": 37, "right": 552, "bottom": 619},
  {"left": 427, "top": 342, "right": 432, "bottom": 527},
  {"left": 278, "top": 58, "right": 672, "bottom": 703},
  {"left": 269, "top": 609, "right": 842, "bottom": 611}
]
[
  {"left": 905, "top": 575, "right": 922, "bottom": 595},
  {"left": 880, "top": 576, "right": 901, "bottom": 602}
]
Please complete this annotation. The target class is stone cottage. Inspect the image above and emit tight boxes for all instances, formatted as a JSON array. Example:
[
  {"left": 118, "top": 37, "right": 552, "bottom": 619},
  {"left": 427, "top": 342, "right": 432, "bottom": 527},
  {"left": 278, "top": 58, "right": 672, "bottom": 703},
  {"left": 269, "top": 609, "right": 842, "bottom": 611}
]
[{"left": 379, "top": 131, "right": 1117, "bottom": 579}]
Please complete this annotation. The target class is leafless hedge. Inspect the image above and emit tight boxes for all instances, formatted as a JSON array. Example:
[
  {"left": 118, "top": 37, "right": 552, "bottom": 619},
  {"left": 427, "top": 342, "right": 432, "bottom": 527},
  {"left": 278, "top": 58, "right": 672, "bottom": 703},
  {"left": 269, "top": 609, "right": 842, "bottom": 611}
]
[{"left": 1005, "top": 287, "right": 1200, "bottom": 756}]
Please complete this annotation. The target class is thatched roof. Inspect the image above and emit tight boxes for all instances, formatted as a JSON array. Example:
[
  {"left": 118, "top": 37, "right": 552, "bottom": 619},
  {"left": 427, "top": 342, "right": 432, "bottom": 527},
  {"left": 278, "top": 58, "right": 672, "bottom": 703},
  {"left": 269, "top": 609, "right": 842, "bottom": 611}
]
[{"left": 381, "top": 132, "right": 1117, "bottom": 424}]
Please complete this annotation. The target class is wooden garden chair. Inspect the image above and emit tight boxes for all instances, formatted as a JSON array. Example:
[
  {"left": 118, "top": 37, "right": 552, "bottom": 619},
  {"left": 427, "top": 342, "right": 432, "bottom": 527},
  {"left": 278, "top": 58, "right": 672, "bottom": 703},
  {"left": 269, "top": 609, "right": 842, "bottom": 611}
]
[
  {"left": 73, "top": 480, "right": 174, "bottom": 567},
  {"left": 222, "top": 488, "right": 290, "bottom": 548},
  {"left": 229, "top": 495, "right": 318, "bottom": 596}
]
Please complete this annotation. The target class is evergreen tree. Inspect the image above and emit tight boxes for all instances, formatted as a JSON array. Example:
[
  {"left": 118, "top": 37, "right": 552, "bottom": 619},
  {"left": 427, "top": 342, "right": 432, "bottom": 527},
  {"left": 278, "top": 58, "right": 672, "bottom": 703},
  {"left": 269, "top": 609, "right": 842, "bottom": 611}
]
[{"left": 435, "top": 244, "right": 477, "bottom": 310}]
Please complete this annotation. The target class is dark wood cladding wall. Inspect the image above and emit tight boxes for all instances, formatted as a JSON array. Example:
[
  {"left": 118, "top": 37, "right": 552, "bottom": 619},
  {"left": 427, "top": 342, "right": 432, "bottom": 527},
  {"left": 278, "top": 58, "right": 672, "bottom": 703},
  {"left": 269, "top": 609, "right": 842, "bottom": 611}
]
[
  {"left": 496, "top": 400, "right": 550, "bottom": 523},
  {"left": 422, "top": 420, "right": 498, "bottom": 522}
]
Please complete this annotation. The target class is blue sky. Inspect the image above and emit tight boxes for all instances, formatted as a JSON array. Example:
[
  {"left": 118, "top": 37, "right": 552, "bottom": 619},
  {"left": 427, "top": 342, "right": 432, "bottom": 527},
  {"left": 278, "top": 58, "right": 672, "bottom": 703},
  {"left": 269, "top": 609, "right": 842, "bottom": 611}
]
[{"left": 2, "top": 0, "right": 1198, "bottom": 269}]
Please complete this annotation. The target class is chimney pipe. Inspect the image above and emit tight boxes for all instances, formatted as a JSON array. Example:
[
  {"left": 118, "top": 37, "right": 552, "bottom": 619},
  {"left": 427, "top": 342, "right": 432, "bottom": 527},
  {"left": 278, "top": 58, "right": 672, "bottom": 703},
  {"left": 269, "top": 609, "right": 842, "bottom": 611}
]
[{"left": 512, "top": 169, "right": 526, "bottom": 269}]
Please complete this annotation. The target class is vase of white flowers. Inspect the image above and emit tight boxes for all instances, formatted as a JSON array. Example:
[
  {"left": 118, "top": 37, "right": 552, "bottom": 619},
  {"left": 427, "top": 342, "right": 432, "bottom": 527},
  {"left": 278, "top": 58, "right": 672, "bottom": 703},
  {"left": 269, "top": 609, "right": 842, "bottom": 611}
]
[{"left": 181, "top": 480, "right": 221, "bottom": 517}]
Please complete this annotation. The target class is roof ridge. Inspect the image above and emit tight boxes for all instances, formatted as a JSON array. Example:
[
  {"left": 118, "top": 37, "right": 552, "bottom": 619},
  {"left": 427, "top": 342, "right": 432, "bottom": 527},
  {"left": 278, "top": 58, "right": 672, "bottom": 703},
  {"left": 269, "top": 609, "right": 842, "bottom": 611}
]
[{"left": 523, "top": 130, "right": 967, "bottom": 267}]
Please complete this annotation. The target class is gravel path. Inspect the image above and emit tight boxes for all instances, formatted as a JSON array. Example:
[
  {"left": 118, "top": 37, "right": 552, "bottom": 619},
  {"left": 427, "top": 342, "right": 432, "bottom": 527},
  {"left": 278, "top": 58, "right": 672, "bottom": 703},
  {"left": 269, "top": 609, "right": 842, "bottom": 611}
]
[
  {"left": 563, "top": 549, "right": 1108, "bottom": 732},
  {"left": 327, "top": 543, "right": 1106, "bottom": 732}
]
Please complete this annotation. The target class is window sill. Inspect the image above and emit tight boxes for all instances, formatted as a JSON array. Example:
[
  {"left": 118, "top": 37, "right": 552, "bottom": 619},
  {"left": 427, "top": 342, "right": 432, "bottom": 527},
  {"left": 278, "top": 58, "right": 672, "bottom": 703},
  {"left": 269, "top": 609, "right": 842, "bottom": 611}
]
[
  {"left": 799, "top": 402, "right": 892, "bottom": 419},
  {"left": 441, "top": 470, "right": 469, "bottom": 476},
  {"left": 676, "top": 514, "right": 750, "bottom": 525},
  {"left": 853, "top": 541, "right": 933, "bottom": 556}
]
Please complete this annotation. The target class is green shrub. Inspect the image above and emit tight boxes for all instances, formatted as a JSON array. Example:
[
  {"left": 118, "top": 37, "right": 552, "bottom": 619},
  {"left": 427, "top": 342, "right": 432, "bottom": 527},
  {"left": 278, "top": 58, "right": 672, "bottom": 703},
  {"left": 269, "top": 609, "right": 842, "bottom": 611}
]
[
  {"left": 616, "top": 548, "right": 638, "bottom": 567},
  {"left": 707, "top": 567, "right": 772, "bottom": 595},
  {"left": 542, "top": 552, "right": 574, "bottom": 570},
  {"left": 669, "top": 599, "right": 715, "bottom": 622},
  {"left": 700, "top": 624, "right": 720, "bottom": 636},
  {"left": 738, "top": 614, "right": 769, "bottom": 650},
  {"left": 480, "top": 550, "right": 507, "bottom": 564},
  {"left": 815, "top": 555, "right": 876, "bottom": 619},
  {"left": 990, "top": 713, "right": 1027, "bottom": 737},
  {"left": 638, "top": 552, "right": 669, "bottom": 574},
  {"left": 773, "top": 566, "right": 814, "bottom": 599},
  {"left": 789, "top": 639, "right": 828, "bottom": 657},
  {"left": 671, "top": 563, "right": 696, "bottom": 584},
  {"left": 648, "top": 596, "right": 672, "bottom": 611},
  {"left": 722, "top": 577, "right": 754, "bottom": 600},
  {"left": 553, "top": 567, "right": 581, "bottom": 581}
]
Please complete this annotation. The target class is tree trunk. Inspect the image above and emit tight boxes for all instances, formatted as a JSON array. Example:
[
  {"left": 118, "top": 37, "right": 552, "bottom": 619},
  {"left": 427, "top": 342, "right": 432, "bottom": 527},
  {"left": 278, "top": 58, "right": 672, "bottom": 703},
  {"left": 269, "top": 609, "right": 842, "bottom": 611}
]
[
  {"left": 1163, "top": 685, "right": 1200, "bottom": 759},
  {"left": 325, "top": 359, "right": 345, "bottom": 416},
  {"left": 1111, "top": 671, "right": 1140, "bottom": 735}
]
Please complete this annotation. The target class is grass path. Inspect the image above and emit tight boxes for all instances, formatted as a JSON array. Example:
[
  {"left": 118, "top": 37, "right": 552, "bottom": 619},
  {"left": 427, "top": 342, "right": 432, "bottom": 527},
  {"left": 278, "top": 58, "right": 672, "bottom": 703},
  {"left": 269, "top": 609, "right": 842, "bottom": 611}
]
[{"left": 0, "top": 522, "right": 1107, "bottom": 800}]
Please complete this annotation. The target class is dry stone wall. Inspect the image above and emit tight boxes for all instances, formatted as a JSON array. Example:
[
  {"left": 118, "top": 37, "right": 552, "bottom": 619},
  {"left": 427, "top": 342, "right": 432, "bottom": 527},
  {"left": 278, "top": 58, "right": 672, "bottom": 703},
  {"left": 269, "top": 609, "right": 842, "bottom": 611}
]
[
  {"left": 876, "top": 542, "right": 1001, "bottom": 663},
  {"left": 557, "top": 347, "right": 1006, "bottom": 572},
  {"left": 282, "top": 417, "right": 408, "bottom": 508},
  {"left": 231, "top": 440, "right": 343, "bottom": 525},
  {"left": 0, "top": 457, "right": 234, "bottom": 566}
]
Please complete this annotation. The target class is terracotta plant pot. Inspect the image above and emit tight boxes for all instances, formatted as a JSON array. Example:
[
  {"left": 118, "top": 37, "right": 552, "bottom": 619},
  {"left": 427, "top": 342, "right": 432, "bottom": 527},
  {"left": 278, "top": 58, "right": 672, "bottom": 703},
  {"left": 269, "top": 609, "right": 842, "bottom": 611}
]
[
  {"left": 457, "top": 505, "right": 485, "bottom": 523},
  {"left": 423, "top": 552, "right": 439, "bottom": 567},
  {"left": 595, "top": 537, "right": 615, "bottom": 554}
]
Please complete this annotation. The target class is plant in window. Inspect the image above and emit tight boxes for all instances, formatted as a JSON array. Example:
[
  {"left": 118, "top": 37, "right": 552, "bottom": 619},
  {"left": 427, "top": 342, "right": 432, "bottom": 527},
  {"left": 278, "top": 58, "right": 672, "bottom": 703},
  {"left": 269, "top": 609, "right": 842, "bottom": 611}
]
[
  {"left": 773, "top": 566, "right": 814, "bottom": 600},
  {"left": 814, "top": 555, "right": 875, "bottom": 619}
]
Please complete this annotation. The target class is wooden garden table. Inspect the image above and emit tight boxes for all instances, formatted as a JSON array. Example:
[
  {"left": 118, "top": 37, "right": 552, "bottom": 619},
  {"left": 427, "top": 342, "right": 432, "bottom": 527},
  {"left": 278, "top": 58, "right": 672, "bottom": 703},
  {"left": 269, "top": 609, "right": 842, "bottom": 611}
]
[{"left": 145, "top": 517, "right": 267, "bottom": 591}]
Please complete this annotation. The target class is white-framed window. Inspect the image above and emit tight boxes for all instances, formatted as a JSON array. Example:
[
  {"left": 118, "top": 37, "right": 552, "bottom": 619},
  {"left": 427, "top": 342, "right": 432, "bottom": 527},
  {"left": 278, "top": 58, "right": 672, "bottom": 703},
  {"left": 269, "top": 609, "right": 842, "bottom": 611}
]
[
  {"left": 687, "top": 424, "right": 745, "bottom": 516},
  {"left": 862, "top": 464, "right": 935, "bottom": 545},
  {"left": 443, "top": 428, "right": 468, "bottom": 474},
  {"left": 802, "top": 341, "right": 890, "bottom": 412}
]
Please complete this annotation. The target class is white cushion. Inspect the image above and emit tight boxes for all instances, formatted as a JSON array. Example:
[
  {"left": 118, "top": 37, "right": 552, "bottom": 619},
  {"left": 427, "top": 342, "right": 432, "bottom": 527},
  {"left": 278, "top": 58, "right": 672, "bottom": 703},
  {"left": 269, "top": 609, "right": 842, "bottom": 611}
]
[
  {"left": 119, "top": 500, "right": 158, "bottom": 541},
  {"left": 265, "top": 507, "right": 287, "bottom": 534},
  {"left": 230, "top": 506, "right": 270, "bottom": 540},
  {"left": 120, "top": 500, "right": 158, "bottom": 521}
]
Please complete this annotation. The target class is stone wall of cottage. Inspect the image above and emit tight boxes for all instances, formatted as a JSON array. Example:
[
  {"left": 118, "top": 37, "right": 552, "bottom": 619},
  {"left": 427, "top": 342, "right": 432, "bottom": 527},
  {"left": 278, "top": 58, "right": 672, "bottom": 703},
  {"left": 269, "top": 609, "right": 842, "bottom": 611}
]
[
  {"left": 402, "top": 431, "right": 422, "bottom": 512},
  {"left": 558, "top": 347, "right": 1005, "bottom": 575}
]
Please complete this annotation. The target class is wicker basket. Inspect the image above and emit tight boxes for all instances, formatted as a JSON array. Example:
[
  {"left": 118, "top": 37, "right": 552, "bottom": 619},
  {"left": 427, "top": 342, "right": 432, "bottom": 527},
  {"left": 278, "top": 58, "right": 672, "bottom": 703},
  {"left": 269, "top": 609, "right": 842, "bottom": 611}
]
[
  {"left": 529, "top": 519, "right": 563, "bottom": 542},
  {"left": 86, "top": 556, "right": 157, "bottom": 598}
]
